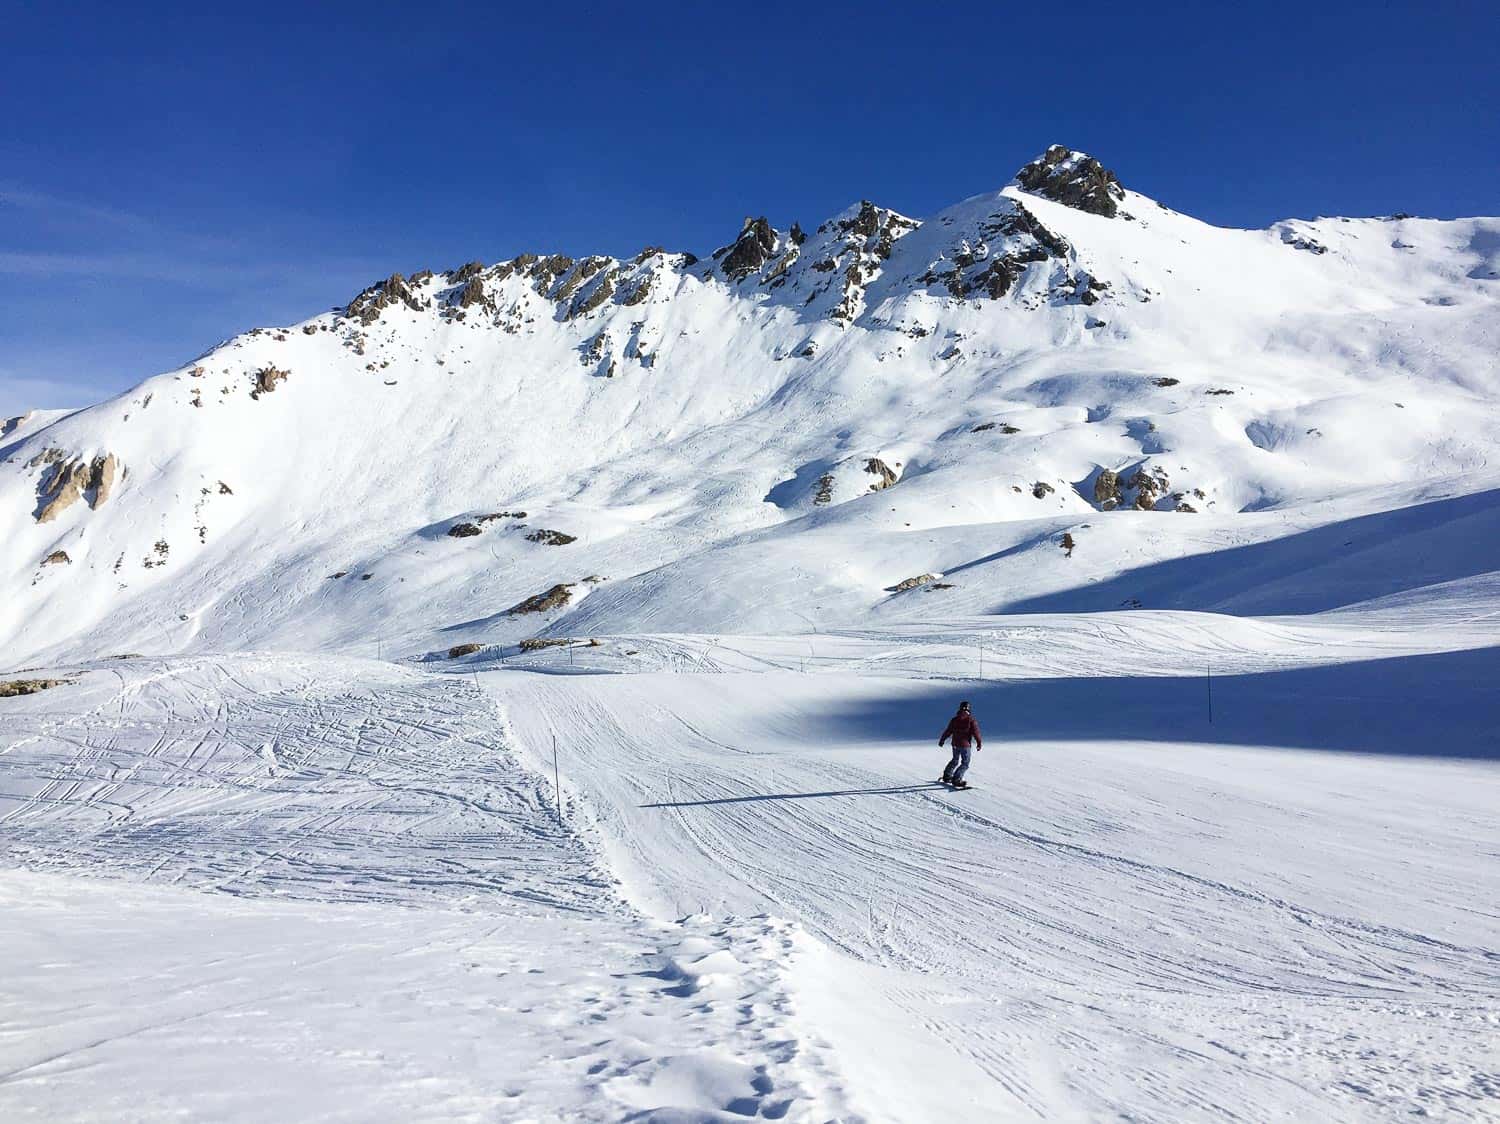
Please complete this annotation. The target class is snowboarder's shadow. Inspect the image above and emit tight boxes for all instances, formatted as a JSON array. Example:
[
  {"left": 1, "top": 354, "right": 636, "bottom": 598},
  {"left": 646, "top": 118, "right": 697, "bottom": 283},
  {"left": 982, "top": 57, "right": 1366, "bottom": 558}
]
[{"left": 642, "top": 783, "right": 940, "bottom": 809}]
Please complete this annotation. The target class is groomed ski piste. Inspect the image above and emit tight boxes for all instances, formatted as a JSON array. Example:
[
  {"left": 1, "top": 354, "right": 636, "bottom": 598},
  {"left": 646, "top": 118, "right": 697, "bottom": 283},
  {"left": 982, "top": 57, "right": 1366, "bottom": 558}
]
[{"left": 3, "top": 147, "right": 1500, "bottom": 1120}]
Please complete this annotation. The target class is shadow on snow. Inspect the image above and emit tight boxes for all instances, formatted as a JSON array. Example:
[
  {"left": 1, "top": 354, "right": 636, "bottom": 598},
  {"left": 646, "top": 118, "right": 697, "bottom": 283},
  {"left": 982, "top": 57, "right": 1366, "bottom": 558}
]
[
  {"left": 1003, "top": 487, "right": 1500, "bottom": 616},
  {"left": 816, "top": 645, "right": 1500, "bottom": 761}
]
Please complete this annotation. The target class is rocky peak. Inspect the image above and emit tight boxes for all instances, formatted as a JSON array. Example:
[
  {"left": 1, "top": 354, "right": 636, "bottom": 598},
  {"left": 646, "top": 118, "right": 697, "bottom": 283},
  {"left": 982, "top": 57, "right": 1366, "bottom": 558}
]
[
  {"left": 343, "top": 273, "right": 426, "bottom": 325},
  {"left": 1014, "top": 145, "right": 1125, "bottom": 218},
  {"left": 715, "top": 217, "right": 779, "bottom": 281}
]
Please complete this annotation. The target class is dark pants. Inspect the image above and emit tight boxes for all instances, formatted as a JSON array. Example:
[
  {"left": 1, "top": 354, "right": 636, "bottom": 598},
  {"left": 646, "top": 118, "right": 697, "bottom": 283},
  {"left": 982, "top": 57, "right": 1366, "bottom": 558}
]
[{"left": 943, "top": 745, "right": 972, "bottom": 783}]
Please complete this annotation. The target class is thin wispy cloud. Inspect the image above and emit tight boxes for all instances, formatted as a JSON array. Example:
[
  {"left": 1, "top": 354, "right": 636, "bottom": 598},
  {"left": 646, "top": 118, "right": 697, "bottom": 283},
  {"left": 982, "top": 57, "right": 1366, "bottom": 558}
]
[{"left": 0, "top": 184, "right": 159, "bottom": 235}]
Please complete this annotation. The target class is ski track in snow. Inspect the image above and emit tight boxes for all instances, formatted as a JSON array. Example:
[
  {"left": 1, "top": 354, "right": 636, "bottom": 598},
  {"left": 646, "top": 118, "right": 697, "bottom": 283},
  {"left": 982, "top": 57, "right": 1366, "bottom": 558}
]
[
  {"left": 0, "top": 654, "right": 856, "bottom": 1122},
  {"left": 488, "top": 623, "right": 1500, "bottom": 1122},
  {"left": 2, "top": 625, "right": 1498, "bottom": 1120}
]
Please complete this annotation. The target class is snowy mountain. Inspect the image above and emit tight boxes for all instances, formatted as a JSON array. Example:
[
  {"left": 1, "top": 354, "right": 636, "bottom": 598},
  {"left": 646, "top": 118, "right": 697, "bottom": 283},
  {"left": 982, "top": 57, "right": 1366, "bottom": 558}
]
[
  {"left": 4, "top": 144, "right": 1497, "bottom": 664},
  {"left": 5, "top": 146, "right": 1500, "bottom": 1122}
]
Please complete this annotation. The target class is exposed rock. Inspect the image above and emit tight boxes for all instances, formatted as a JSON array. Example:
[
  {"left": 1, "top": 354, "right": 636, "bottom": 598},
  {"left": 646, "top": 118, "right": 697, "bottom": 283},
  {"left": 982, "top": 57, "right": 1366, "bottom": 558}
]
[
  {"left": 35, "top": 453, "right": 121, "bottom": 523},
  {"left": 812, "top": 473, "right": 835, "bottom": 505},
  {"left": 554, "top": 257, "right": 608, "bottom": 304},
  {"left": 1060, "top": 532, "right": 1076, "bottom": 558},
  {"left": 0, "top": 678, "right": 67, "bottom": 698},
  {"left": 344, "top": 273, "right": 423, "bottom": 325},
  {"left": 508, "top": 583, "right": 575, "bottom": 615},
  {"left": 477, "top": 510, "right": 526, "bottom": 522},
  {"left": 919, "top": 201, "right": 1068, "bottom": 301},
  {"left": 1280, "top": 229, "right": 1328, "bottom": 255},
  {"left": 448, "top": 522, "right": 483, "bottom": 538},
  {"left": 789, "top": 223, "right": 807, "bottom": 245},
  {"left": 1032, "top": 481, "right": 1055, "bottom": 499},
  {"left": 621, "top": 272, "right": 654, "bottom": 306},
  {"left": 1093, "top": 469, "right": 1121, "bottom": 509},
  {"left": 716, "top": 217, "right": 778, "bottom": 281},
  {"left": 1175, "top": 501, "right": 1198, "bottom": 513},
  {"left": 329, "top": 571, "right": 348, "bottom": 578},
  {"left": 864, "top": 458, "right": 898, "bottom": 491},
  {"left": 42, "top": 550, "right": 71, "bottom": 565},
  {"left": 1151, "top": 376, "right": 1180, "bottom": 387},
  {"left": 525, "top": 529, "right": 576, "bottom": 546},
  {"left": 447, "top": 643, "right": 484, "bottom": 659},
  {"left": 1126, "top": 466, "right": 1172, "bottom": 510},
  {"left": 886, "top": 573, "right": 940, "bottom": 593},
  {"left": 218, "top": 481, "right": 233, "bottom": 495},
  {"left": 519, "top": 636, "right": 572, "bottom": 651},
  {"left": 529, "top": 254, "right": 576, "bottom": 294},
  {"left": 1015, "top": 145, "right": 1126, "bottom": 218},
  {"left": 251, "top": 366, "right": 289, "bottom": 398},
  {"left": 1206, "top": 387, "right": 1235, "bottom": 396},
  {"left": 567, "top": 271, "right": 617, "bottom": 319},
  {"left": 301, "top": 324, "right": 318, "bottom": 335},
  {"left": 455, "top": 277, "right": 488, "bottom": 310},
  {"left": 448, "top": 260, "right": 485, "bottom": 283},
  {"left": 1, "top": 411, "right": 31, "bottom": 437},
  {"left": 972, "top": 422, "right": 998, "bottom": 432},
  {"left": 92, "top": 454, "right": 119, "bottom": 506}
]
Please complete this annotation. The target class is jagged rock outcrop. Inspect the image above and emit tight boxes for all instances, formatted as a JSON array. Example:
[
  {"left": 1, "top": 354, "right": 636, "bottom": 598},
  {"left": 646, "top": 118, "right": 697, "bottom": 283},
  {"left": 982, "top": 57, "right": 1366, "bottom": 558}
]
[
  {"left": 918, "top": 200, "right": 1073, "bottom": 301},
  {"left": 251, "top": 366, "right": 289, "bottom": 398},
  {"left": 344, "top": 273, "right": 424, "bottom": 325},
  {"left": 1015, "top": 145, "right": 1126, "bottom": 218},
  {"left": 448, "top": 522, "right": 482, "bottom": 538},
  {"left": 1094, "top": 469, "right": 1121, "bottom": 509},
  {"left": 716, "top": 217, "right": 778, "bottom": 281},
  {"left": 33, "top": 452, "right": 120, "bottom": 523},
  {"left": 525, "top": 529, "right": 577, "bottom": 546},
  {"left": 864, "top": 458, "right": 898, "bottom": 491},
  {"left": 507, "top": 583, "right": 575, "bottom": 615},
  {"left": 42, "top": 549, "right": 71, "bottom": 565},
  {"left": 447, "top": 643, "right": 484, "bottom": 658},
  {"left": 886, "top": 573, "right": 940, "bottom": 593}
]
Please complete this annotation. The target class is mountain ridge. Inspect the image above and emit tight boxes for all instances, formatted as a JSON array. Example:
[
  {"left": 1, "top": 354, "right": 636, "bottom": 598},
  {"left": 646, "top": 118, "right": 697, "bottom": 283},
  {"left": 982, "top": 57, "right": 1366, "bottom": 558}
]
[{"left": 3, "top": 144, "right": 1498, "bottom": 664}]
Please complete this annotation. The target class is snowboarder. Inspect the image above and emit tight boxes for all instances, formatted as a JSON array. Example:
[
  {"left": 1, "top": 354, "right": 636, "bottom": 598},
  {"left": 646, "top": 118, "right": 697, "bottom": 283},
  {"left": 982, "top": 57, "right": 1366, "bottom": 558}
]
[{"left": 938, "top": 700, "right": 982, "bottom": 788}]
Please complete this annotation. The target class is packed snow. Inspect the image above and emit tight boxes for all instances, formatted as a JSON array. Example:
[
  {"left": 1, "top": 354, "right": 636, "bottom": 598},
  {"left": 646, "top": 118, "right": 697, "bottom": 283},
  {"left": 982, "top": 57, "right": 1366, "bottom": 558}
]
[{"left": 2, "top": 147, "right": 1498, "bottom": 1121}]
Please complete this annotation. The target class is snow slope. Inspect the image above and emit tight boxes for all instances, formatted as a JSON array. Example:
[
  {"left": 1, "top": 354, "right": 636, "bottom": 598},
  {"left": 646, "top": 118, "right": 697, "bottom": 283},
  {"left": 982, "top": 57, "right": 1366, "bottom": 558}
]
[
  {"left": 3, "top": 145, "right": 1500, "bottom": 1122},
  {"left": 1, "top": 146, "right": 1496, "bottom": 664}
]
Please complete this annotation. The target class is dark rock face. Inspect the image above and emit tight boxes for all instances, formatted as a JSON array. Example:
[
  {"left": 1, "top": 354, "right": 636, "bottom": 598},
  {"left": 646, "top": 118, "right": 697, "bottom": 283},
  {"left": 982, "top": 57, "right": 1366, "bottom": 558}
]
[
  {"left": 455, "top": 277, "right": 488, "bottom": 310},
  {"left": 448, "top": 643, "right": 484, "bottom": 658},
  {"left": 507, "top": 583, "right": 575, "bottom": 614},
  {"left": 525, "top": 529, "right": 577, "bottom": 546},
  {"left": 344, "top": 274, "right": 424, "bottom": 325},
  {"left": 717, "top": 217, "right": 779, "bottom": 281},
  {"left": 448, "top": 522, "right": 482, "bottom": 538},
  {"left": 251, "top": 366, "right": 289, "bottom": 398},
  {"left": 1015, "top": 145, "right": 1125, "bottom": 218},
  {"left": 864, "top": 458, "right": 898, "bottom": 491},
  {"left": 919, "top": 200, "right": 1071, "bottom": 301},
  {"left": 448, "top": 261, "right": 485, "bottom": 283},
  {"left": 1093, "top": 469, "right": 1121, "bottom": 509}
]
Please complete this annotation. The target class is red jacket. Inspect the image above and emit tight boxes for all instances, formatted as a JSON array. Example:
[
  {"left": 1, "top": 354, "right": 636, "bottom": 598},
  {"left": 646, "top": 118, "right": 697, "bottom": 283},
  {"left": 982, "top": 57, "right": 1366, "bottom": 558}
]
[{"left": 940, "top": 711, "right": 981, "bottom": 749}]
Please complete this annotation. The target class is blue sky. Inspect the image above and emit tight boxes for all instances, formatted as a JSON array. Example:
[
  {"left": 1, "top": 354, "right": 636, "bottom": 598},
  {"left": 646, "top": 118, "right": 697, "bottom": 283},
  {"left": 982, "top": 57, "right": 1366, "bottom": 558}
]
[{"left": 2, "top": 0, "right": 1496, "bottom": 417}]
